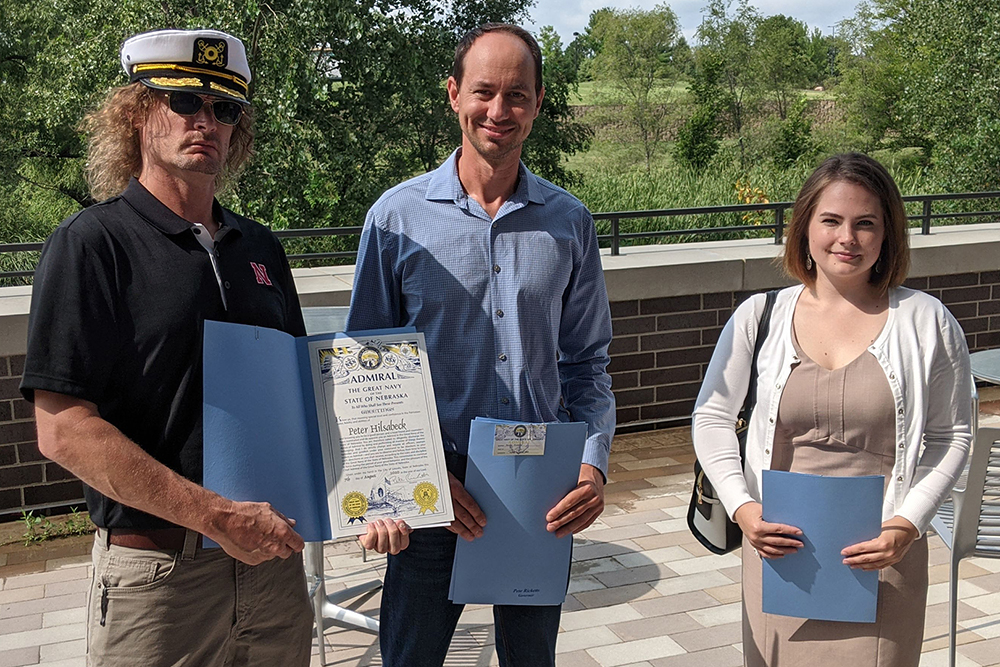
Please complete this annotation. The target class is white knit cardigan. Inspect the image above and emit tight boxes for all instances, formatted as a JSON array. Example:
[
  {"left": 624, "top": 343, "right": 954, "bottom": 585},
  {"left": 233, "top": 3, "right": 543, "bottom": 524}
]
[{"left": 692, "top": 284, "right": 973, "bottom": 534}]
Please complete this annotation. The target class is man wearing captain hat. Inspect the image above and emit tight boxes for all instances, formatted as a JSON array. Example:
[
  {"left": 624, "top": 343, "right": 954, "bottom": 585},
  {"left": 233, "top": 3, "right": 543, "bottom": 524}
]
[{"left": 20, "top": 29, "right": 314, "bottom": 665}]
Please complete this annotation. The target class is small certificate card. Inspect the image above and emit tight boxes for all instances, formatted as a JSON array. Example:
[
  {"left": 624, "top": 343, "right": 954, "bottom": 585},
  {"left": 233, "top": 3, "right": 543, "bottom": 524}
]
[
  {"left": 309, "top": 333, "right": 453, "bottom": 534},
  {"left": 493, "top": 423, "right": 547, "bottom": 456},
  {"left": 203, "top": 322, "right": 453, "bottom": 543}
]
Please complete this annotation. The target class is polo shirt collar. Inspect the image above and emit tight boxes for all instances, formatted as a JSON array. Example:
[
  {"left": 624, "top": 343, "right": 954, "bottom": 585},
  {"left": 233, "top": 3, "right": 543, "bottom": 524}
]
[
  {"left": 121, "top": 178, "right": 242, "bottom": 237},
  {"left": 425, "top": 149, "right": 546, "bottom": 206}
]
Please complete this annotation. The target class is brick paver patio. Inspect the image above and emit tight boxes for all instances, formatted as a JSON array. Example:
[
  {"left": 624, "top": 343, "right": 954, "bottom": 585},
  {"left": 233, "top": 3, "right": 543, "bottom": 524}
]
[{"left": 3, "top": 419, "right": 1000, "bottom": 666}]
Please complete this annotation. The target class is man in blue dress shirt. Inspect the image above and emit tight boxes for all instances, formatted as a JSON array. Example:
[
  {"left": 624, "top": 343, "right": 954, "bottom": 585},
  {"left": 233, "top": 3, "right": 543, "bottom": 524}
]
[{"left": 346, "top": 23, "right": 616, "bottom": 666}]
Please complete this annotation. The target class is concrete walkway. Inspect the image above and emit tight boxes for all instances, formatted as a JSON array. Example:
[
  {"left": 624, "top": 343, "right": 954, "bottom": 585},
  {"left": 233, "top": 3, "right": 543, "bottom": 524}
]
[{"left": 2, "top": 423, "right": 1000, "bottom": 666}]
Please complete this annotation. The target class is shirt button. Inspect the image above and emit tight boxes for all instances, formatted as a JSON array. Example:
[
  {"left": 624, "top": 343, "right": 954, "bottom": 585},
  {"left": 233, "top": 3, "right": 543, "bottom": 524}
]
[
  {"left": 889, "top": 373, "right": 896, "bottom": 380},
  {"left": 898, "top": 408, "right": 904, "bottom": 415},
  {"left": 765, "top": 448, "right": 770, "bottom": 455},
  {"left": 492, "top": 222, "right": 498, "bottom": 229},
  {"left": 224, "top": 281, "right": 231, "bottom": 289},
  {"left": 897, "top": 476, "right": 904, "bottom": 482},
  {"left": 494, "top": 265, "right": 501, "bottom": 274},
  {"left": 775, "top": 382, "right": 781, "bottom": 389},
  {"left": 496, "top": 309, "right": 504, "bottom": 318},
  {"left": 193, "top": 227, "right": 201, "bottom": 234},
  {"left": 769, "top": 417, "right": 774, "bottom": 423},
  {"left": 499, "top": 354, "right": 507, "bottom": 362},
  {"left": 501, "top": 397, "right": 510, "bottom": 405},
  {"left": 898, "top": 443, "right": 905, "bottom": 449}
]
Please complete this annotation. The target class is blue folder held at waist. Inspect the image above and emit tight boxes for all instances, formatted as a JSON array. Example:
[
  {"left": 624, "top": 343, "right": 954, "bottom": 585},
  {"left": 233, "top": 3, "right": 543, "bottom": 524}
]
[
  {"left": 449, "top": 418, "right": 587, "bottom": 606},
  {"left": 762, "top": 470, "right": 883, "bottom": 623}
]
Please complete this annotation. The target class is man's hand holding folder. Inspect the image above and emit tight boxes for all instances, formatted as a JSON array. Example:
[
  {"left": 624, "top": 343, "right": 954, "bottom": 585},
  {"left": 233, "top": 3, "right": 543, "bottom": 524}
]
[
  {"left": 447, "top": 471, "right": 487, "bottom": 541},
  {"left": 448, "top": 463, "right": 604, "bottom": 542},
  {"left": 545, "top": 464, "right": 605, "bottom": 538}
]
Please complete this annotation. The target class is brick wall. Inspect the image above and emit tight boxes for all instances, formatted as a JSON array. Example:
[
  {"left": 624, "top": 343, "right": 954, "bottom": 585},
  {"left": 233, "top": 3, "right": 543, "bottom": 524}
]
[
  {"left": 609, "top": 271, "right": 1000, "bottom": 431},
  {"left": 0, "top": 355, "right": 85, "bottom": 518},
  {"left": 2, "top": 269, "right": 999, "bottom": 517}
]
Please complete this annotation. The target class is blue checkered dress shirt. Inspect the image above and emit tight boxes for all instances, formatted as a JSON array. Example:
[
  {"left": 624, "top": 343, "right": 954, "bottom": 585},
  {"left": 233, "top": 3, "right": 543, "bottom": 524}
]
[{"left": 346, "top": 149, "right": 615, "bottom": 474}]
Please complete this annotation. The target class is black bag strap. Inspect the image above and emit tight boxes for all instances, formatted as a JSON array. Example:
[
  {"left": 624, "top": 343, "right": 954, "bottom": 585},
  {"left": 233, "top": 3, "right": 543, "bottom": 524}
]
[{"left": 738, "top": 289, "right": 778, "bottom": 460}]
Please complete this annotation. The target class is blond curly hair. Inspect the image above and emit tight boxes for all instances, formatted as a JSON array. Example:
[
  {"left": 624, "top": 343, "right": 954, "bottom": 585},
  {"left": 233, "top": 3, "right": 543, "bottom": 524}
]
[{"left": 80, "top": 82, "right": 254, "bottom": 201}]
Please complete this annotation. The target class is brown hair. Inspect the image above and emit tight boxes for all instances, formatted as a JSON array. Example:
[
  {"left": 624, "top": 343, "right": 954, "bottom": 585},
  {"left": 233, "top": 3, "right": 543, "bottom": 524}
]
[
  {"left": 452, "top": 23, "right": 543, "bottom": 94},
  {"left": 783, "top": 152, "right": 910, "bottom": 292},
  {"left": 80, "top": 82, "right": 254, "bottom": 201}
]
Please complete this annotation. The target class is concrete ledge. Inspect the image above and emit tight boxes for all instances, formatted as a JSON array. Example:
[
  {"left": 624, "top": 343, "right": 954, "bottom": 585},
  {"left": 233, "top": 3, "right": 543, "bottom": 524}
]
[
  {"left": 289, "top": 265, "right": 355, "bottom": 306},
  {"left": 0, "top": 286, "right": 31, "bottom": 357},
  {"left": 599, "top": 222, "right": 1000, "bottom": 299},
  {"left": 908, "top": 223, "right": 1000, "bottom": 276}
]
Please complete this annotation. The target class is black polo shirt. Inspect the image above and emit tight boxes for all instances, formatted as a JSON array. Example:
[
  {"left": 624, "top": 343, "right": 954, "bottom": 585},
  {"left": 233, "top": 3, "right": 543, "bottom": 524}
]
[{"left": 21, "top": 178, "right": 306, "bottom": 529}]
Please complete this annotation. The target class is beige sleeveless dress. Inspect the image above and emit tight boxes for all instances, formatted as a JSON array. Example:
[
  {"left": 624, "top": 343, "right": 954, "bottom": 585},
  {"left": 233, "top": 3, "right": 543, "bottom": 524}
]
[{"left": 742, "top": 332, "right": 928, "bottom": 667}]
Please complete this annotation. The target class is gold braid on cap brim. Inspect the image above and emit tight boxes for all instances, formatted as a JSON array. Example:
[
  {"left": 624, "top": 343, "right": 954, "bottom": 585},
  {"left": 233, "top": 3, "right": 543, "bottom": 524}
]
[{"left": 132, "top": 63, "right": 248, "bottom": 100}]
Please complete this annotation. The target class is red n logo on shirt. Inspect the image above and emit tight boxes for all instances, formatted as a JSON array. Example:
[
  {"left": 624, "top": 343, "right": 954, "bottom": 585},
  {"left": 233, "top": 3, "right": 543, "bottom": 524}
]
[{"left": 250, "top": 262, "right": 272, "bottom": 286}]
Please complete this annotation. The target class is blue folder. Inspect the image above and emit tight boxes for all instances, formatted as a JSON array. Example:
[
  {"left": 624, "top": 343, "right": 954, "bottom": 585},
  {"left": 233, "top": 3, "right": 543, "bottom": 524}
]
[
  {"left": 448, "top": 418, "right": 587, "bottom": 606},
  {"left": 202, "top": 320, "right": 414, "bottom": 543},
  {"left": 761, "top": 470, "right": 883, "bottom": 623}
]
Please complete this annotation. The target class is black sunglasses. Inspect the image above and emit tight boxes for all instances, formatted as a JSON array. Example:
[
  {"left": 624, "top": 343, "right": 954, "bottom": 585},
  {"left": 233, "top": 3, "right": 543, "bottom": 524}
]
[{"left": 165, "top": 91, "right": 244, "bottom": 126}]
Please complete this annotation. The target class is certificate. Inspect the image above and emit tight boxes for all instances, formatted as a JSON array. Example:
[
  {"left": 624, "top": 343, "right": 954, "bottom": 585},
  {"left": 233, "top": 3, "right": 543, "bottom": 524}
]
[
  {"left": 202, "top": 321, "right": 454, "bottom": 542},
  {"left": 308, "top": 334, "right": 451, "bottom": 534}
]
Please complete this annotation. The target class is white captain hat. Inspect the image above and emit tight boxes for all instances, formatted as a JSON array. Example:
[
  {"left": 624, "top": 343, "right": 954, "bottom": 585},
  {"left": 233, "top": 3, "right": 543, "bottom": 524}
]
[{"left": 120, "top": 29, "right": 252, "bottom": 104}]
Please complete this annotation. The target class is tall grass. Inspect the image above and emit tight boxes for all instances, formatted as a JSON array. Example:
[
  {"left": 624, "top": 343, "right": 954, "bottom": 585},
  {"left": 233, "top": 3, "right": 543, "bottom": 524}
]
[
  {"left": 572, "top": 151, "right": 814, "bottom": 245},
  {"left": 564, "top": 136, "right": 991, "bottom": 247}
]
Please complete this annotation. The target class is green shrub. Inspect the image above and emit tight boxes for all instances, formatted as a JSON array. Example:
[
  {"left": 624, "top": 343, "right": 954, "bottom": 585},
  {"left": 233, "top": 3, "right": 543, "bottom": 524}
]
[
  {"left": 772, "top": 97, "right": 814, "bottom": 167},
  {"left": 673, "top": 106, "right": 720, "bottom": 171}
]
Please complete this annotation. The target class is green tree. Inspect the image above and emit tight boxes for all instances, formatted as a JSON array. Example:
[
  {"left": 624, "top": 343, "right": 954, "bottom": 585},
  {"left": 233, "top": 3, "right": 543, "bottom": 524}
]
[
  {"left": 522, "top": 26, "right": 592, "bottom": 187},
  {"left": 2, "top": 0, "right": 595, "bottom": 266},
  {"left": 835, "top": 0, "right": 1000, "bottom": 191},
  {"left": 753, "top": 14, "right": 811, "bottom": 119},
  {"left": 772, "top": 96, "right": 814, "bottom": 166},
  {"left": 590, "top": 3, "right": 682, "bottom": 171},
  {"left": 891, "top": 0, "right": 1000, "bottom": 190},
  {"left": 0, "top": 0, "right": 109, "bottom": 264},
  {"left": 673, "top": 51, "right": 726, "bottom": 171},
  {"left": 696, "top": 0, "right": 761, "bottom": 167},
  {"left": 835, "top": 2, "right": 909, "bottom": 151},
  {"left": 571, "top": 8, "right": 613, "bottom": 82},
  {"left": 671, "top": 36, "right": 695, "bottom": 78},
  {"left": 805, "top": 28, "right": 839, "bottom": 85}
]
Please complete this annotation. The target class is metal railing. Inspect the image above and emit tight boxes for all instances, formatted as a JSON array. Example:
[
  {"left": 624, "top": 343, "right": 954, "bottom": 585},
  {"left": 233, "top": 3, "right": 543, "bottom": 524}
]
[
  {"left": 3, "top": 191, "right": 1000, "bottom": 279},
  {"left": 594, "top": 191, "right": 1000, "bottom": 255}
]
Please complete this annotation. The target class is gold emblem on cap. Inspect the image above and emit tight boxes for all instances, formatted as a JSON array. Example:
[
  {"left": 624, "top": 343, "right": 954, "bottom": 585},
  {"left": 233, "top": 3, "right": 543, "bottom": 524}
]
[
  {"left": 209, "top": 81, "right": 246, "bottom": 101},
  {"left": 195, "top": 39, "right": 226, "bottom": 67},
  {"left": 342, "top": 491, "right": 368, "bottom": 521},
  {"left": 413, "top": 482, "right": 439, "bottom": 514},
  {"left": 149, "top": 77, "right": 203, "bottom": 88}
]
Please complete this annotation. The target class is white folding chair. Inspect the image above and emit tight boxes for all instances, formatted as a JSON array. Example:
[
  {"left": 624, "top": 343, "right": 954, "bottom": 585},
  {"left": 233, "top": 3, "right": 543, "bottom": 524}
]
[
  {"left": 929, "top": 403, "right": 1000, "bottom": 667},
  {"left": 301, "top": 306, "right": 383, "bottom": 664}
]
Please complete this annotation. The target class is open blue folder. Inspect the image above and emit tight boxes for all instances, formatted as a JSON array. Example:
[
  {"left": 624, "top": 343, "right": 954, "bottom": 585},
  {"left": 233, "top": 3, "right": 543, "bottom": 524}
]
[
  {"left": 449, "top": 418, "right": 587, "bottom": 606},
  {"left": 202, "top": 320, "right": 415, "bottom": 543},
  {"left": 761, "top": 470, "right": 883, "bottom": 623}
]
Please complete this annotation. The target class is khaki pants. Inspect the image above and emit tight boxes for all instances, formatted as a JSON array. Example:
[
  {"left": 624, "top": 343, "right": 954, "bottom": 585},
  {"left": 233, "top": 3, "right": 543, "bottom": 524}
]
[{"left": 87, "top": 529, "right": 313, "bottom": 667}]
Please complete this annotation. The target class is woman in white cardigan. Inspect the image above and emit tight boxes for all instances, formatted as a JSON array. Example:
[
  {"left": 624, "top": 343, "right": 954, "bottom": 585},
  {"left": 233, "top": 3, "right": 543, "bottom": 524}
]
[{"left": 692, "top": 153, "right": 972, "bottom": 667}]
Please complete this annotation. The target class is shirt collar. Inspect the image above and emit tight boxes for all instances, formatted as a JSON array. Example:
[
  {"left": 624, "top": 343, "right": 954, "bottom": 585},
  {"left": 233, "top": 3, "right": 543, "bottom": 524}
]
[
  {"left": 425, "top": 148, "right": 546, "bottom": 206},
  {"left": 120, "top": 178, "right": 241, "bottom": 238}
]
